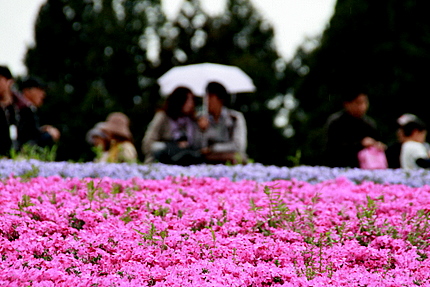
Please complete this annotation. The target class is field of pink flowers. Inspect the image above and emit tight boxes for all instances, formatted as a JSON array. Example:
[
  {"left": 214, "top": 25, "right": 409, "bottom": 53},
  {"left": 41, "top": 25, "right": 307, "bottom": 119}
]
[{"left": 1, "top": 174, "right": 430, "bottom": 286}]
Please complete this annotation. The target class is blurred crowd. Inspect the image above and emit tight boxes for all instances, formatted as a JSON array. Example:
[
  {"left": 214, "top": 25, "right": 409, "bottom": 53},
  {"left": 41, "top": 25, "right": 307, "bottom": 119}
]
[
  {"left": 0, "top": 66, "right": 60, "bottom": 157},
  {"left": 324, "top": 88, "right": 430, "bottom": 170},
  {"left": 1, "top": 66, "right": 247, "bottom": 165},
  {"left": 2, "top": 64, "right": 430, "bottom": 169}
]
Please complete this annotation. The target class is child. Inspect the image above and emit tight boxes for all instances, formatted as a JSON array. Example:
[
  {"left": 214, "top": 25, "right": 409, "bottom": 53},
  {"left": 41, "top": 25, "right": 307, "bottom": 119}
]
[{"left": 400, "top": 119, "right": 430, "bottom": 169}]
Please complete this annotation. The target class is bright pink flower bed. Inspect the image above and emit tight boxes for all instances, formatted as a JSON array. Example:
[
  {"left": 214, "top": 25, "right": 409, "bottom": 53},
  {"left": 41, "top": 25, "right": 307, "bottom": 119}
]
[{"left": 1, "top": 176, "right": 430, "bottom": 286}]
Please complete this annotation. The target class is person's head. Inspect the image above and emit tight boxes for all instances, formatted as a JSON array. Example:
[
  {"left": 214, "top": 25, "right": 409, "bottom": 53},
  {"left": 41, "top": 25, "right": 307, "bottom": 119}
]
[
  {"left": 402, "top": 119, "right": 427, "bottom": 143},
  {"left": 206, "top": 82, "right": 228, "bottom": 116},
  {"left": 343, "top": 89, "right": 369, "bottom": 118},
  {"left": 86, "top": 122, "right": 109, "bottom": 150},
  {"left": 100, "top": 112, "right": 133, "bottom": 142},
  {"left": 396, "top": 113, "right": 419, "bottom": 142},
  {"left": 0, "top": 66, "right": 13, "bottom": 99},
  {"left": 21, "top": 77, "right": 47, "bottom": 107},
  {"left": 164, "top": 87, "right": 195, "bottom": 119}
]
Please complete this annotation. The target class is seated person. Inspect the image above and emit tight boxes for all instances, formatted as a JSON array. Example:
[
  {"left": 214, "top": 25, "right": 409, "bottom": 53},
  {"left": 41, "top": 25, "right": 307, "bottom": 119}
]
[
  {"left": 400, "top": 119, "right": 430, "bottom": 169},
  {"left": 142, "top": 87, "right": 202, "bottom": 165},
  {"left": 98, "top": 112, "right": 137, "bottom": 163},
  {"left": 86, "top": 122, "right": 110, "bottom": 161},
  {"left": 0, "top": 66, "right": 16, "bottom": 156},
  {"left": 197, "top": 82, "right": 248, "bottom": 164},
  {"left": 17, "top": 77, "right": 60, "bottom": 149}
]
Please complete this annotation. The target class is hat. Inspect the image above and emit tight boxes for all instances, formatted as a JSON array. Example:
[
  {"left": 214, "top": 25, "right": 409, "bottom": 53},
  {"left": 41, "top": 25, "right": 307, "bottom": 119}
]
[
  {"left": 0, "top": 66, "right": 12, "bottom": 79},
  {"left": 20, "top": 77, "right": 47, "bottom": 90},
  {"left": 397, "top": 113, "right": 418, "bottom": 127},
  {"left": 100, "top": 112, "right": 132, "bottom": 140},
  {"left": 86, "top": 122, "right": 108, "bottom": 145}
]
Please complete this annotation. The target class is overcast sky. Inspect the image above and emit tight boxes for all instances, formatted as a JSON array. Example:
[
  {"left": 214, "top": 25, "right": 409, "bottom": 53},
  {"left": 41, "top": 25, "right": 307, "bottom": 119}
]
[{"left": 0, "top": 0, "right": 336, "bottom": 76}]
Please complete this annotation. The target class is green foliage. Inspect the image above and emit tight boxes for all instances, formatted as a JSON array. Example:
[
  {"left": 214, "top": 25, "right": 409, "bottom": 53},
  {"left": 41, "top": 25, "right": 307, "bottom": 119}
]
[
  {"left": 10, "top": 144, "right": 58, "bottom": 162},
  {"left": 34, "top": 249, "right": 53, "bottom": 261},
  {"left": 294, "top": 232, "right": 335, "bottom": 281},
  {"left": 354, "top": 196, "right": 430, "bottom": 250},
  {"left": 263, "top": 184, "right": 291, "bottom": 229},
  {"left": 406, "top": 209, "right": 430, "bottom": 249},
  {"left": 356, "top": 196, "right": 379, "bottom": 246},
  {"left": 145, "top": 201, "right": 169, "bottom": 218},
  {"left": 287, "top": 149, "right": 302, "bottom": 167},
  {"left": 134, "top": 223, "right": 169, "bottom": 248},
  {"left": 252, "top": 185, "right": 318, "bottom": 238},
  {"left": 69, "top": 213, "right": 85, "bottom": 230},
  {"left": 25, "top": 0, "right": 164, "bottom": 161},
  {"left": 86, "top": 180, "right": 100, "bottom": 210},
  {"left": 18, "top": 195, "right": 35, "bottom": 211},
  {"left": 16, "top": 164, "right": 40, "bottom": 181}
]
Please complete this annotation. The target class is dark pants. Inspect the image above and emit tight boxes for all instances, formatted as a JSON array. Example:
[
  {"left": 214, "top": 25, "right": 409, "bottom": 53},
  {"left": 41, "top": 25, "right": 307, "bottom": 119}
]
[{"left": 155, "top": 142, "right": 204, "bottom": 166}]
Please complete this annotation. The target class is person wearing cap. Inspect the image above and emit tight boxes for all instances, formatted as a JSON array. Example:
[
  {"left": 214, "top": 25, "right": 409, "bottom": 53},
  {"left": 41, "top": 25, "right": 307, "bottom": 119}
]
[
  {"left": 385, "top": 114, "right": 417, "bottom": 168},
  {"left": 97, "top": 112, "right": 137, "bottom": 163},
  {"left": 17, "top": 76, "right": 60, "bottom": 149},
  {"left": 385, "top": 114, "right": 430, "bottom": 168},
  {"left": 400, "top": 119, "right": 430, "bottom": 169}
]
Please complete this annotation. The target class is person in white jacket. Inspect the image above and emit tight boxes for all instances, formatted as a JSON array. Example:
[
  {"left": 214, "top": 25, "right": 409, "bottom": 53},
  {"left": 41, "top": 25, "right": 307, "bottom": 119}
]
[{"left": 400, "top": 119, "right": 430, "bottom": 169}]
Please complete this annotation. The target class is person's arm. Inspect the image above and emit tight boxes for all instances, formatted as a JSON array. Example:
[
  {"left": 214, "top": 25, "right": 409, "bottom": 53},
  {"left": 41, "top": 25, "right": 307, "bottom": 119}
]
[
  {"left": 361, "top": 137, "right": 386, "bottom": 150},
  {"left": 416, "top": 158, "right": 430, "bottom": 168}
]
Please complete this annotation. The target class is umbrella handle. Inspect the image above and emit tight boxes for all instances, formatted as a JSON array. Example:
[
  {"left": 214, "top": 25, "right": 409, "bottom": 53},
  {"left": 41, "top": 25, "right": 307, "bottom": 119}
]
[{"left": 202, "top": 95, "right": 209, "bottom": 116}]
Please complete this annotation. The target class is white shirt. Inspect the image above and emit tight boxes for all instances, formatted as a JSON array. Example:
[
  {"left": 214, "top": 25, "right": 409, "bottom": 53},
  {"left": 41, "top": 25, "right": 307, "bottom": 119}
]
[{"left": 400, "top": 140, "right": 429, "bottom": 169}]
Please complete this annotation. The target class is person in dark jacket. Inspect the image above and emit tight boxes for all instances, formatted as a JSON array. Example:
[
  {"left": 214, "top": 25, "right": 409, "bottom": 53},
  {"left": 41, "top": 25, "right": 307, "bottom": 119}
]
[
  {"left": 0, "top": 66, "right": 18, "bottom": 157},
  {"left": 17, "top": 77, "right": 60, "bottom": 149},
  {"left": 324, "top": 89, "right": 385, "bottom": 168}
]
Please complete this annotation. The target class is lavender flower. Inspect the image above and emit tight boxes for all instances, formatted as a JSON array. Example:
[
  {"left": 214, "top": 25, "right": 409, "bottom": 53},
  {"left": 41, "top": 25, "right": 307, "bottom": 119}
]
[{"left": 1, "top": 159, "right": 430, "bottom": 187}]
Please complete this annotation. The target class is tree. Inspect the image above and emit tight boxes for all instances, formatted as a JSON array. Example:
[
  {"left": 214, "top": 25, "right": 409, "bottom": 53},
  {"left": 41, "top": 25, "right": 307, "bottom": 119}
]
[
  {"left": 25, "top": 0, "right": 288, "bottom": 164},
  {"left": 25, "top": 0, "right": 163, "bottom": 161},
  {"left": 287, "top": 0, "right": 430, "bottom": 165}
]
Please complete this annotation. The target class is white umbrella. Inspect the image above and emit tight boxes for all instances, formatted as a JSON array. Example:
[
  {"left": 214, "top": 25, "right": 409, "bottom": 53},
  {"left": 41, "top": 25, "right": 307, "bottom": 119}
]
[{"left": 157, "top": 62, "right": 256, "bottom": 97}]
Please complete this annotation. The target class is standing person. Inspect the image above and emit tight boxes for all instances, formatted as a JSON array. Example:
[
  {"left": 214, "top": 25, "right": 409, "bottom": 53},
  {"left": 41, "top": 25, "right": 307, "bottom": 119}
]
[
  {"left": 400, "top": 119, "right": 430, "bottom": 169},
  {"left": 0, "top": 66, "right": 19, "bottom": 156},
  {"left": 17, "top": 77, "right": 60, "bottom": 149},
  {"left": 197, "top": 82, "right": 248, "bottom": 164},
  {"left": 324, "top": 89, "right": 385, "bottom": 168},
  {"left": 142, "top": 87, "right": 203, "bottom": 165},
  {"left": 99, "top": 112, "right": 137, "bottom": 163}
]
